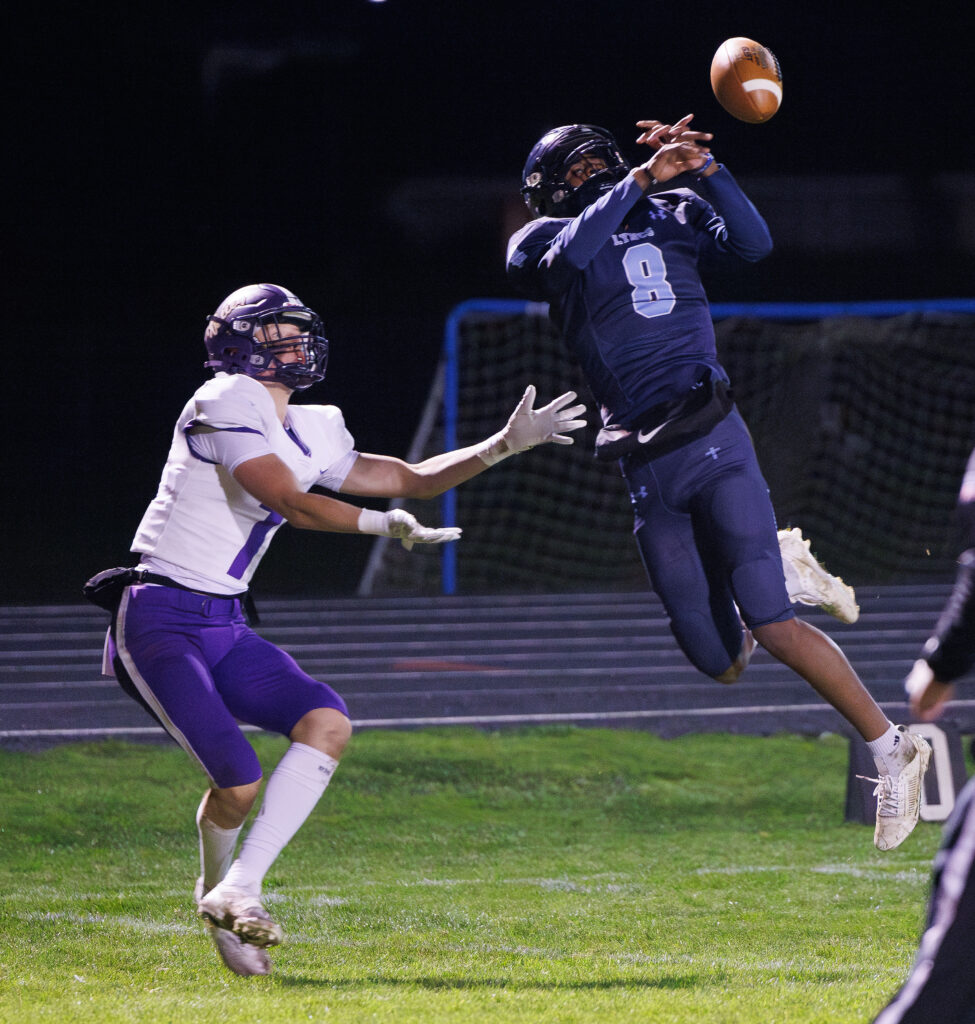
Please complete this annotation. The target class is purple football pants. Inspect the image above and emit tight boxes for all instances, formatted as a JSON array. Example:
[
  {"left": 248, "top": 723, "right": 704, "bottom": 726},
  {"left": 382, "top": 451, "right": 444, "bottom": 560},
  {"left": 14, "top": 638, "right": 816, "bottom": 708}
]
[{"left": 111, "top": 584, "right": 348, "bottom": 788}]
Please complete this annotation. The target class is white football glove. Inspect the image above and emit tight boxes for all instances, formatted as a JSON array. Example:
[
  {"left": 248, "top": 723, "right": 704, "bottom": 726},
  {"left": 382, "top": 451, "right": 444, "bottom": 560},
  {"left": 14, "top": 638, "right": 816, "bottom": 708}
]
[
  {"left": 478, "top": 385, "right": 587, "bottom": 467},
  {"left": 358, "top": 508, "right": 462, "bottom": 551}
]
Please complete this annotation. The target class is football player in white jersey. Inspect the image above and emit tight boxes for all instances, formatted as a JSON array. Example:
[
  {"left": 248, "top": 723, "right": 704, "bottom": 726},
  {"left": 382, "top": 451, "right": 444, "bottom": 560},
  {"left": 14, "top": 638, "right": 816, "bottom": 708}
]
[{"left": 103, "top": 283, "right": 585, "bottom": 976}]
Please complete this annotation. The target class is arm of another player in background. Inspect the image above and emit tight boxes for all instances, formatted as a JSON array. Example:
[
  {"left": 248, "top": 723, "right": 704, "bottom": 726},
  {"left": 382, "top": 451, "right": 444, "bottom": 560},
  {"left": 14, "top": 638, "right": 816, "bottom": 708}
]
[
  {"left": 907, "top": 549, "right": 975, "bottom": 719},
  {"left": 906, "top": 456, "right": 975, "bottom": 719},
  {"left": 340, "top": 386, "right": 587, "bottom": 499}
]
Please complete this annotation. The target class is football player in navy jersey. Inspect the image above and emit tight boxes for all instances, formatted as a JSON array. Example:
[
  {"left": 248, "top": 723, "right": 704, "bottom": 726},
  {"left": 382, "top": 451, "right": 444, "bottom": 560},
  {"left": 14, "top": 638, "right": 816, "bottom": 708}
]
[
  {"left": 506, "top": 116, "right": 930, "bottom": 851},
  {"left": 871, "top": 450, "right": 975, "bottom": 1022},
  {"left": 96, "top": 283, "right": 584, "bottom": 976}
]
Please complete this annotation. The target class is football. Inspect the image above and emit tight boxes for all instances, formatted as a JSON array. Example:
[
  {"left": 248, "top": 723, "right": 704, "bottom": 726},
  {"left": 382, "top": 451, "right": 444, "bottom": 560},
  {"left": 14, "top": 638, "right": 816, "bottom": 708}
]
[{"left": 710, "top": 37, "right": 782, "bottom": 123}]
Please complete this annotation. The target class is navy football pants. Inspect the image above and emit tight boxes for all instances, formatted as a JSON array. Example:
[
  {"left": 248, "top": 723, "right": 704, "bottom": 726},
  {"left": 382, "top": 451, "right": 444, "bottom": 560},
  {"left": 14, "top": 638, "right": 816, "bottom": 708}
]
[{"left": 622, "top": 409, "right": 794, "bottom": 678}]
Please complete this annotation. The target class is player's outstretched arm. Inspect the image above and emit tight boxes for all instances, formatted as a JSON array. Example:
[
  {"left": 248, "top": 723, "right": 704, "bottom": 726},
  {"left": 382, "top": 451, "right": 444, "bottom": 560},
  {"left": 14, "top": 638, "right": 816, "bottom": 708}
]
[
  {"left": 340, "top": 386, "right": 586, "bottom": 500},
  {"left": 905, "top": 545, "right": 975, "bottom": 719},
  {"left": 233, "top": 453, "right": 460, "bottom": 549}
]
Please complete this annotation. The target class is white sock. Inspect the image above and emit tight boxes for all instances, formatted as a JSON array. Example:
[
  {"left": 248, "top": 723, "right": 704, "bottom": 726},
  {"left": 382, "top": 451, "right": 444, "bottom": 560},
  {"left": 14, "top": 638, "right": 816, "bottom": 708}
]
[
  {"left": 867, "top": 723, "right": 911, "bottom": 776},
  {"left": 196, "top": 793, "right": 242, "bottom": 892},
  {"left": 222, "top": 742, "right": 339, "bottom": 893}
]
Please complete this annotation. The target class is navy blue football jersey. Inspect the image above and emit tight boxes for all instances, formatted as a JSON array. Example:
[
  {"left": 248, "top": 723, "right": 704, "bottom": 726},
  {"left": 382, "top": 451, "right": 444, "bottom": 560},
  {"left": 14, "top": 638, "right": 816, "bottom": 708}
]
[{"left": 506, "top": 167, "right": 772, "bottom": 429}]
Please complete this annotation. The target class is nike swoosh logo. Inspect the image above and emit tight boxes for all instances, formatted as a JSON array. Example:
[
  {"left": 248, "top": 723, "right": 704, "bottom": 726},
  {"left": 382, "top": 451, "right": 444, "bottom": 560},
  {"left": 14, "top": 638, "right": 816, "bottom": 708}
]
[{"left": 637, "top": 424, "right": 667, "bottom": 444}]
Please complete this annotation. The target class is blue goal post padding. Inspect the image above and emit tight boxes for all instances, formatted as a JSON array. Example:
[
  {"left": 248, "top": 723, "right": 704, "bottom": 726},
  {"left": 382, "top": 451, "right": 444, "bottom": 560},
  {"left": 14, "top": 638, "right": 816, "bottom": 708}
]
[{"left": 440, "top": 297, "right": 975, "bottom": 595}]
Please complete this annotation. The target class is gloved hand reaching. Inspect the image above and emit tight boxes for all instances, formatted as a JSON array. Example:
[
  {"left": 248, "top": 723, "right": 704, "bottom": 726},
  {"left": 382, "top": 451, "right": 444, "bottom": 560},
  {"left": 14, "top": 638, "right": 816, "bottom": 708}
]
[
  {"left": 478, "top": 386, "right": 587, "bottom": 467},
  {"left": 357, "top": 507, "right": 462, "bottom": 551}
]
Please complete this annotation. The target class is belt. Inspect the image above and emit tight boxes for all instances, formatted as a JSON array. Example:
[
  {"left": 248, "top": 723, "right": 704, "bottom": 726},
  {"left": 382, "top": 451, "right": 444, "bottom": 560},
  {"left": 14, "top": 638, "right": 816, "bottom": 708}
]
[
  {"left": 135, "top": 570, "right": 259, "bottom": 623},
  {"left": 134, "top": 570, "right": 246, "bottom": 602}
]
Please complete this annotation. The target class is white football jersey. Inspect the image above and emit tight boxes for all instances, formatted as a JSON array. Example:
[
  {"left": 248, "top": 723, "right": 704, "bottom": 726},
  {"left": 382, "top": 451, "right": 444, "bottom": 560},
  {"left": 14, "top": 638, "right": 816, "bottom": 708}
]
[{"left": 130, "top": 373, "right": 358, "bottom": 594}]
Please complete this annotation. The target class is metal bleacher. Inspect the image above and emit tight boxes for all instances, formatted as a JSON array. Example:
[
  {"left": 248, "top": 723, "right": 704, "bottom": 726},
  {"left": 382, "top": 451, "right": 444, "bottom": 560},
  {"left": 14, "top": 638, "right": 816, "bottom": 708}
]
[{"left": 2, "top": 584, "right": 973, "bottom": 752}]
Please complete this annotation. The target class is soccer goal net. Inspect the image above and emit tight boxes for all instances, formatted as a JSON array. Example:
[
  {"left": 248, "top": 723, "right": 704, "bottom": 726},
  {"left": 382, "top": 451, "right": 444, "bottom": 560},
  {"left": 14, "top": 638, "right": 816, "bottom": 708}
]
[{"left": 359, "top": 299, "right": 975, "bottom": 596}]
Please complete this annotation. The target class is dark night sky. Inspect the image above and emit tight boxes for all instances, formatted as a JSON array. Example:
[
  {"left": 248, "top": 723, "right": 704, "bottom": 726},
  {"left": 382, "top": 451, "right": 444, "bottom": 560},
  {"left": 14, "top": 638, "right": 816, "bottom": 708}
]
[{"left": 9, "top": 2, "right": 975, "bottom": 602}]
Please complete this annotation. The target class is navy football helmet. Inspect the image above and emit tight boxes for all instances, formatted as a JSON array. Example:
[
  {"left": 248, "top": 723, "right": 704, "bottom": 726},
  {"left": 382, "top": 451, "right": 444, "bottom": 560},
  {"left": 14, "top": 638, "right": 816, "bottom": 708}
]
[
  {"left": 521, "top": 124, "right": 631, "bottom": 218},
  {"left": 203, "top": 283, "right": 328, "bottom": 391}
]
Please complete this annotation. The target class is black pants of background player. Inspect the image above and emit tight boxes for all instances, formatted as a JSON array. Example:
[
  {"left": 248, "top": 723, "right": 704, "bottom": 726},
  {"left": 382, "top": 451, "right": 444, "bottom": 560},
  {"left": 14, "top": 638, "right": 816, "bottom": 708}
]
[{"left": 872, "top": 775, "right": 975, "bottom": 1024}]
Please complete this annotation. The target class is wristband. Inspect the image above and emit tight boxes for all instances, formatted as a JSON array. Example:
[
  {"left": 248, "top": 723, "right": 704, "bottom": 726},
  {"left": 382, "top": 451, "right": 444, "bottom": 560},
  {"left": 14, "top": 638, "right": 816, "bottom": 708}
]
[
  {"left": 694, "top": 154, "right": 715, "bottom": 179},
  {"left": 357, "top": 508, "right": 388, "bottom": 535},
  {"left": 476, "top": 433, "right": 515, "bottom": 467}
]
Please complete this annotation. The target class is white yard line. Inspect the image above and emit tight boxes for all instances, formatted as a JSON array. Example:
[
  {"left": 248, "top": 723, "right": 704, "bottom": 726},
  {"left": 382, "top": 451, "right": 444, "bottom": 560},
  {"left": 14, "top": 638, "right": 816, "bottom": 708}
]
[{"left": 10, "top": 698, "right": 974, "bottom": 739}]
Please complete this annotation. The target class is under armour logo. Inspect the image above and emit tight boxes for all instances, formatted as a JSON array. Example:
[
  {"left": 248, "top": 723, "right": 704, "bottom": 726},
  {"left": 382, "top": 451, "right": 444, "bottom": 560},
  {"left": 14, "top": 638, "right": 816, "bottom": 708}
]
[{"left": 705, "top": 447, "right": 721, "bottom": 461}]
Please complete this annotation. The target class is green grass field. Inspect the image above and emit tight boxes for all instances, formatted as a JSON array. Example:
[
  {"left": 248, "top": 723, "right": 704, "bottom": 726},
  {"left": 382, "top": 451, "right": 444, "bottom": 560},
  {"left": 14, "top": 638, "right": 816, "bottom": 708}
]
[{"left": 0, "top": 728, "right": 943, "bottom": 1023}]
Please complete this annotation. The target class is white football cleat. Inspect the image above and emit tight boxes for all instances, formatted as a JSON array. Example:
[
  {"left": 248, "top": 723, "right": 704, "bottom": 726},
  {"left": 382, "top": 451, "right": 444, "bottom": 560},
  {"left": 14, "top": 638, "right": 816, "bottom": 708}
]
[
  {"left": 778, "top": 527, "right": 860, "bottom": 623},
  {"left": 194, "top": 878, "right": 272, "bottom": 976},
  {"left": 197, "top": 879, "right": 283, "bottom": 949},
  {"left": 864, "top": 728, "right": 932, "bottom": 851}
]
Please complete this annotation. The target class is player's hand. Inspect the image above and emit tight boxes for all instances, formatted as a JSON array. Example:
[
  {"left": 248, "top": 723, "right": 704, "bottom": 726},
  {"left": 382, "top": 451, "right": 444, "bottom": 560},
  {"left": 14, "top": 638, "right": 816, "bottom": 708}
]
[
  {"left": 636, "top": 114, "right": 712, "bottom": 150},
  {"left": 642, "top": 140, "right": 713, "bottom": 184},
  {"left": 479, "top": 385, "right": 587, "bottom": 466},
  {"left": 504, "top": 385, "right": 587, "bottom": 449},
  {"left": 905, "top": 659, "right": 955, "bottom": 721},
  {"left": 359, "top": 507, "right": 462, "bottom": 551},
  {"left": 634, "top": 115, "right": 714, "bottom": 185},
  {"left": 384, "top": 508, "right": 462, "bottom": 551}
]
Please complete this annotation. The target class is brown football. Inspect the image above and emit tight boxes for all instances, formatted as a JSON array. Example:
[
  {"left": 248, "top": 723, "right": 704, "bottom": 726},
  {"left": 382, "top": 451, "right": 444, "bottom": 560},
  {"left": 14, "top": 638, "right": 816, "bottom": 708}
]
[{"left": 710, "top": 37, "right": 782, "bottom": 123}]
